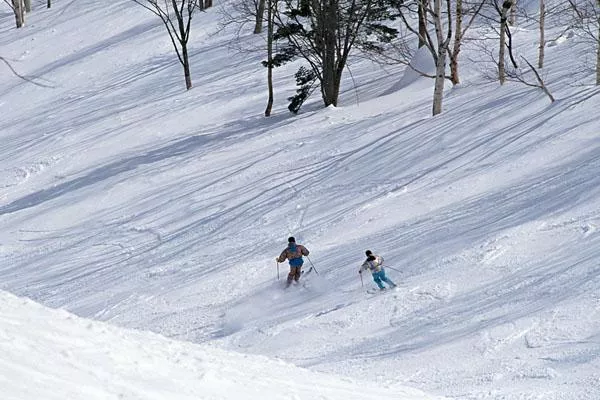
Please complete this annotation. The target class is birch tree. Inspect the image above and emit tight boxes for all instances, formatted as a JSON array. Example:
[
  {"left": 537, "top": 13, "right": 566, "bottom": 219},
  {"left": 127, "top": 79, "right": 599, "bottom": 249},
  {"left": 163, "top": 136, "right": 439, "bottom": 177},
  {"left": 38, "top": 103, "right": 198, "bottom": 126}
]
[
  {"left": 485, "top": 0, "right": 556, "bottom": 101},
  {"left": 567, "top": 0, "right": 600, "bottom": 85},
  {"left": 131, "top": 0, "right": 203, "bottom": 90},
  {"left": 431, "top": 0, "right": 452, "bottom": 115},
  {"left": 508, "top": 0, "right": 563, "bottom": 70},
  {"left": 496, "top": 0, "right": 514, "bottom": 84},
  {"left": 537, "top": 0, "right": 545, "bottom": 68},
  {"left": 449, "top": 0, "right": 485, "bottom": 84},
  {"left": 398, "top": 0, "right": 453, "bottom": 115},
  {"left": 4, "top": 0, "right": 25, "bottom": 28},
  {"left": 533, "top": 1, "right": 574, "bottom": 70}
]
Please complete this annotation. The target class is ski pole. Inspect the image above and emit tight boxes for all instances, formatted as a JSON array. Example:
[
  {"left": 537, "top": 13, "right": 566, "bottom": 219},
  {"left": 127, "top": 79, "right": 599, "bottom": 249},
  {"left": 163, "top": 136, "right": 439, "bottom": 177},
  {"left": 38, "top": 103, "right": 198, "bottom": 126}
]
[
  {"left": 359, "top": 271, "right": 364, "bottom": 287},
  {"left": 276, "top": 261, "right": 280, "bottom": 280},
  {"left": 384, "top": 266, "right": 402, "bottom": 273},
  {"left": 306, "top": 256, "right": 319, "bottom": 275}
]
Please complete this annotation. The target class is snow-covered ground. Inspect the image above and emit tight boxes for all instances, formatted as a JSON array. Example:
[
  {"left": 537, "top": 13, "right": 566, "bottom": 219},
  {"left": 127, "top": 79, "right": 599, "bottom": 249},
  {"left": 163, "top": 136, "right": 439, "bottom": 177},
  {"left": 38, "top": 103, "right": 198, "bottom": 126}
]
[
  {"left": 0, "top": 290, "right": 438, "bottom": 400},
  {"left": 1, "top": 1, "right": 599, "bottom": 399}
]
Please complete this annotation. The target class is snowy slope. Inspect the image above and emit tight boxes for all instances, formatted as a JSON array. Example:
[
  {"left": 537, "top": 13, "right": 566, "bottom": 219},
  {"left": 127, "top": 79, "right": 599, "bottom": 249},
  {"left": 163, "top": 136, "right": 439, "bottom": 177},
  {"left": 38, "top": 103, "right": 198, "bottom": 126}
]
[
  {"left": 0, "top": 290, "right": 440, "bottom": 400},
  {"left": 1, "top": 0, "right": 599, "bottom": 399}
]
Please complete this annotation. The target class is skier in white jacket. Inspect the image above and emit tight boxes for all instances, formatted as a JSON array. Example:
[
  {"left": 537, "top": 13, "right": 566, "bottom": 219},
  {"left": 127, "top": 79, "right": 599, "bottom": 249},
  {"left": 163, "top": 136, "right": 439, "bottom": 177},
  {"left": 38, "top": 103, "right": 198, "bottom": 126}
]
[{"left": 359, "top": 250, "right": 396, "bottom": 291}]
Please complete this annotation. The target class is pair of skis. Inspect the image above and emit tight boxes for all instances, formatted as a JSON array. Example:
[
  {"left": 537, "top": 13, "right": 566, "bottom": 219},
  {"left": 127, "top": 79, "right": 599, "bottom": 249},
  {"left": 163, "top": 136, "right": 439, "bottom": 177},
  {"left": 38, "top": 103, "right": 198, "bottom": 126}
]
[
  {"left": 283, "top": 267, "right": 314, "bottom": 289},
  {"left": 366, "top": 286, "right": 398, "bottom": 295}
]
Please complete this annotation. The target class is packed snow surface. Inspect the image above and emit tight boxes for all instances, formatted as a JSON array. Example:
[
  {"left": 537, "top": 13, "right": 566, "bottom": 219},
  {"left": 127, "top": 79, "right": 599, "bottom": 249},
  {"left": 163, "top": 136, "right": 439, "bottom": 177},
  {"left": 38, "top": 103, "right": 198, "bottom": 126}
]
[{"left": 0, "top": 0, "right": 599, "bottom": 399}]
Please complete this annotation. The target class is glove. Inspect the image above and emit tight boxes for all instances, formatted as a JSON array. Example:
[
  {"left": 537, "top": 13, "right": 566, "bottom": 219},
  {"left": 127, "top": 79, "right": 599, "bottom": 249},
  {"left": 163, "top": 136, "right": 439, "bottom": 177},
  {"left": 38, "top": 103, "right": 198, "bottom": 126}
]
[
  {"left": 358, "top": 270, "right": 362, "bottom": 274},
  {"left": 275, "top": 257, "right": 280, "bottom": 262}
]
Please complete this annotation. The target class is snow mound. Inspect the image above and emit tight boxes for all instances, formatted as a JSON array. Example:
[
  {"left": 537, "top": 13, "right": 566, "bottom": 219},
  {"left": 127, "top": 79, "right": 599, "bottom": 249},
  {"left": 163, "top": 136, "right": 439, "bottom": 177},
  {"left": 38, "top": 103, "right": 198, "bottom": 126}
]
[{"left": 0, "top": 290, "right": 443, "bottom": 400}]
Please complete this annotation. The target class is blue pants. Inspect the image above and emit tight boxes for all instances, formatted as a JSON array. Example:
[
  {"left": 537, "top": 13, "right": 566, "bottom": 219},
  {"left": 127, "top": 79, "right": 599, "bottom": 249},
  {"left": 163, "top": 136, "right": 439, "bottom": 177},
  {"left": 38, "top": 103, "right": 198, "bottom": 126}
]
[{"left": 372, "top": 269, "right": 396, "bottom": 289}]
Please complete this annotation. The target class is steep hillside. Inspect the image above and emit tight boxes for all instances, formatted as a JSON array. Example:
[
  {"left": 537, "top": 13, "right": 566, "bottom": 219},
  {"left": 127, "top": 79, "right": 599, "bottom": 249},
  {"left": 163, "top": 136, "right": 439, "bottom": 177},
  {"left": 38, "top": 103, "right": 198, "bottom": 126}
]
[{"left": 1, "top": 1, "right": 599, "bottom": 399}]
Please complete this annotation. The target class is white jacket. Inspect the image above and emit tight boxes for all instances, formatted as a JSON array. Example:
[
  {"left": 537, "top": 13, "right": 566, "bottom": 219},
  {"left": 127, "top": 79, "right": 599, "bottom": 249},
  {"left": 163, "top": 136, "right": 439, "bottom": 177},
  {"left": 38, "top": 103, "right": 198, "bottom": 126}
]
[{"left": 360, "top": 255, "right": 384, "bottom": 273}]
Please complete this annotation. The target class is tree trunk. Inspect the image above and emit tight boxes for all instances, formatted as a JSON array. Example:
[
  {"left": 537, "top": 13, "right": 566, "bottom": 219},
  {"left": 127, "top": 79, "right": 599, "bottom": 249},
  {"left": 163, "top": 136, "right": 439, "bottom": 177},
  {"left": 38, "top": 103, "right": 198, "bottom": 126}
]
[
  {"left": 538, "top": 0, "right": 545, "bottom": 69},
  {"left": 596, "top": 20, "right": 600, "bottom": 85},
  {"left": 432, "top": 47, "right": 447, "bottom": 115},
  {"left": 182, "top": 44, "right": 192, "bottom": 90},
  {"left": 12, "top": 0, "right": 24, "bottom": 28},
  {"left": 321, "top": 58, "right": 338, "bottom": 107},
  {"left": 333, "top": 64, "right": 344, "bottom": 106},
  {"left": 204, "top": 0, "right": 212, "bottom": 8},
  {"left": 418, "top": 0, "right": 428, "bottom": 48},
  {"left": 321, "top": 65, "right": 338, "bottom": 107},
  {"left": 173, "top": 2, "right": 193, "bottom": 90},
  {"left": 47, "top": 0, "right": 51, "bottom": 8},
  {"left": 450, "top": 0, "right": 462, "bottom": 85},
  {"left": 499, "top": 1, "right": 512, "bottom": 84},
  {"left": 264, "top": 0, "right": 274, "bottom": 116},
  {"left": 432, "top": 0, "right": 449, "bottom": 115},
  {"left": 521, "top": 56, "right": 554, "bottom": 102},
  {"left": 320, "top": 0, "right": 339, "bottom": 107},
  {"left": 254, "top": 0, "right": 266, "bottom": 34}
]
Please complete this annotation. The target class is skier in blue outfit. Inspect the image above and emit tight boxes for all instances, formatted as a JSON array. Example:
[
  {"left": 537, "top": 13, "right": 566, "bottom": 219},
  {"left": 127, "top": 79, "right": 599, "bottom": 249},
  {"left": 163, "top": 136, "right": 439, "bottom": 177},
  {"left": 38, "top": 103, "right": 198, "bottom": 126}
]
[
  {"left": 359, "top": 250, "right": 396, "bottom": 290},
  {"left": 276, "top": 237, "right": 310, "bottom": 287}
]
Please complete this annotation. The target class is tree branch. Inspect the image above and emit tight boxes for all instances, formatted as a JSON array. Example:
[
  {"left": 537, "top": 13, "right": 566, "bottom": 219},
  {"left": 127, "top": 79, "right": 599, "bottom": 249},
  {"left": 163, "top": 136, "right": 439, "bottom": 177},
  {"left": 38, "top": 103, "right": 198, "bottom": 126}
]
[
  {"left": 0, "top": 56, "right": 55, "bottom": 88},
  {"left": 507, "top": 55, "right": 555, "bottom": 102}
]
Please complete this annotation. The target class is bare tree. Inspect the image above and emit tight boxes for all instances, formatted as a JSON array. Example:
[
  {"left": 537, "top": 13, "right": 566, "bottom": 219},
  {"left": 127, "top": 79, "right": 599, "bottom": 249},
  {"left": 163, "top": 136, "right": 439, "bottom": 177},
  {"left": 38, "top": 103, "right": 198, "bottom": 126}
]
[
  {"left": 449, "top": 0, "right": 485, "bottom": 84},
  {"left": 131, "top": 0, "right": 203, "bottom": 90},
  {"left": 512, "top": 0, "right": 565, "bottom": 70},
  {"left": 477, "top": 1, "right": 557, "bottom": 102},
  {"left": 219, "top": 0, "right": 259, "bottom": 34},
  {"left": 218, "top": 0, "right": 268, "bottom": 37},
  {"left": 399, "top": 0, "right": 453, "bottom": 115},
  {"left": 504, "top": 55, "right": 555, "bottom": 102},
  {"left": 219, "top": 0, "right": 281, "bottom": 114},
  {"left": 521, "top": 56, "right": 554, "bottom": 101},
  {"left": 566, "top": 0, "right": 600, "bottom": 85}
]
